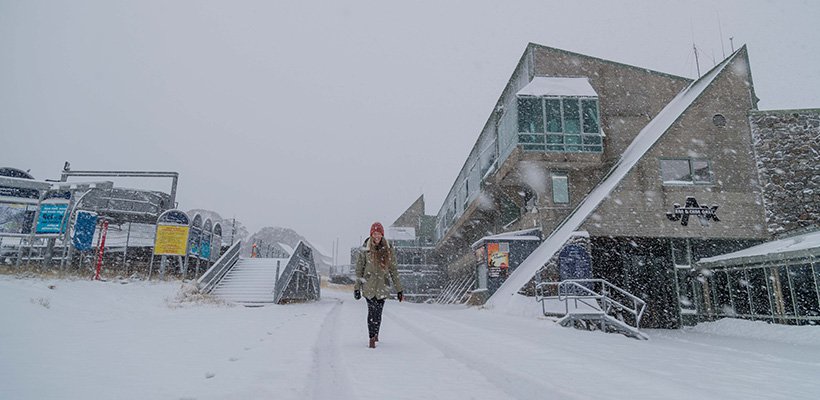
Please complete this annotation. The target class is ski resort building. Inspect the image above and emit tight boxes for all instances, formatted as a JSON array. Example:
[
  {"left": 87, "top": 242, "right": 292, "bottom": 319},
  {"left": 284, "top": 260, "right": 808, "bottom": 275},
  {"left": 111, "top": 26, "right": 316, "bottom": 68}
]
[{"left": 429, "top": 43, "right": 789, "bottom": 328}]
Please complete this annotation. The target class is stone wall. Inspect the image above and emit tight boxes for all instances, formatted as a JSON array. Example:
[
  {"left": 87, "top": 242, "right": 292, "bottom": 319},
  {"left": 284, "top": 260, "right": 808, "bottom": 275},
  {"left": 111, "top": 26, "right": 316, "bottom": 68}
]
[{"left": 749, "top": 109, "right": 820, "bottom": 235}]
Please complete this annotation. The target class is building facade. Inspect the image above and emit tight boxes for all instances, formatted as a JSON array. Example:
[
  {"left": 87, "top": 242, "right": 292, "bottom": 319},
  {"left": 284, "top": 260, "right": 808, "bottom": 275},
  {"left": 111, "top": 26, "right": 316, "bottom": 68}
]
[{"left": 431, "top": 43, "right": 774, "bottom": 328}]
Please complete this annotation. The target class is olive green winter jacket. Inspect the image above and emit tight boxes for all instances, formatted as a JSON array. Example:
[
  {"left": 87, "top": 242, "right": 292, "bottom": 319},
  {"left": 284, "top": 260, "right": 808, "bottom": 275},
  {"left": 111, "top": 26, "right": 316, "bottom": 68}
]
[{"left": 354, "top": 238, "right": 403, "bottom": 299}]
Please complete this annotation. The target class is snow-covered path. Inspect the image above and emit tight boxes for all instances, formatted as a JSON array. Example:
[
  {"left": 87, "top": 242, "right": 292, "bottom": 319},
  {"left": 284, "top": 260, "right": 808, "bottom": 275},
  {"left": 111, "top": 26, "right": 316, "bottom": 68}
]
[{"left": 1, "top": 277, "right": 819, "bottom": 400}]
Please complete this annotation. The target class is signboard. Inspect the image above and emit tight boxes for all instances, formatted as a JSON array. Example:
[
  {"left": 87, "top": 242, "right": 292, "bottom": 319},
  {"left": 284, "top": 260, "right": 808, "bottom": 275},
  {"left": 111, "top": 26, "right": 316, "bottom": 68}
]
[
  {"left": 558, "top": 244, "right": 592, "bottom": 282},
  {"left": 0, "top": 203, "right": 35, "bottom": 235},
  {"left": 666, "top": 197, "right": 720, "bottom": 226},
  {"left": 154, "top": 225, "right": 190, "bottom": 256},
  {"left": 487, "top": 242, "right": 509, "bottom": 278},
  {"left": 72, "top": 211, "right": 98, "bottom": 251},
  {"left": 200, "top": 232, "right": 212, "bottom": 260},
  {"left": 36, "top": 202, "right": 69, "bottom": 234},
  {"left": 188, "top": 227, "right": 201, "bottom": 257}
]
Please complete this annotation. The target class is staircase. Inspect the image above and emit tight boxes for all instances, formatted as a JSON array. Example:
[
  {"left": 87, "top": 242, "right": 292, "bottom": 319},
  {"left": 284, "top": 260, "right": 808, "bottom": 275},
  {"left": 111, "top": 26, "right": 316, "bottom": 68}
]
[
  {"left": 210, "top": 258, "right": 282, "bottom": 304},
  {"left": 536, "top": 279, "right": 648, "bottom": 340}
]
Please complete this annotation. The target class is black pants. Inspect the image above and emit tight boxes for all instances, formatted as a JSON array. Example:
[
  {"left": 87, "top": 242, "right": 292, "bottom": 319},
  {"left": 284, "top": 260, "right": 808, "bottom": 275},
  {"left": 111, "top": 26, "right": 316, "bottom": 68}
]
[{"left": 366, "top": 297, "right": 385, "bottom": 339}]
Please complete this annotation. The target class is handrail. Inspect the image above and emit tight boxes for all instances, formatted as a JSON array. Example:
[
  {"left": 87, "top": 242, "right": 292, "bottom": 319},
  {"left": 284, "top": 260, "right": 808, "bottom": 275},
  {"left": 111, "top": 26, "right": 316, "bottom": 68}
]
[
  {"left": 536, "top": 278, "right": 647, "bottom": 330},
  {"left": 197, "top": 240, "right": 242, "bottom": 294}
]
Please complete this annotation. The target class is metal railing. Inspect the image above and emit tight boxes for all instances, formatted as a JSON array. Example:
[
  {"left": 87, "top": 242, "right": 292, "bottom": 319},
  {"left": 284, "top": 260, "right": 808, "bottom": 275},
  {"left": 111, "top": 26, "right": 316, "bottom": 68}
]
[
  {"left": 435, "top": 274, "right": 475, "bottom": 304},
  {"left": 536, "top": 279, "right": 647, "bottom": 330},
  {"left": 196, "top": 240, "right": 241, "bottom": 294}
]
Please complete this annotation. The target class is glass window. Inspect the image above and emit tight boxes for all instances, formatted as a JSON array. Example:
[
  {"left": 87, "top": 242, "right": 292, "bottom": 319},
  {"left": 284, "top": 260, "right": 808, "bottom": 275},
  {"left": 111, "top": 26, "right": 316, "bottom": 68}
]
[
  {"left": 661, "top": 159, "right": 713, "bottom": 184},
  {"left": 729, "top": 270, "right": 751, "bottom": 316},
  {"left": 545, "top": 99, "right": 562, "bottom": 132},
  {"left": 582, "top": 135, "right": 602, "bottom": 145},
  {"left": 562, "top": 98, "right": 580, "bottom": 134},
  {"left": 713, "top": 271, "right": 733, "bottom": 315},
  {"left": 790, "top": 264, "right": 820, "bottom": 318},
  {"left": 777, "top": 266, "right": 796, "bottom": 316},
  {"left": 518, "top": 97, "right": 543, "bottom": 133},
  {"left": 518, "top": 134, "right": 545, "bottom": 144},
  {"left": 581, "top": 99, "right": 600, "bottom": 133},
  {"left": 671, "top": 239, "right": 690, "bottom": 266},
  {"left": 747, "top": 268, "right": 773, "bottom": 316},
  {"left": 661, "top": 160, "right": 692, "bottom": 183},
  {"left": 517, "top": 96, "right": 602, "bottom": 153},
  {"left": 692, "top": 160, "right": 712, "bottom": 183},
  {"left": 551, "top": 173, "right": 569, "bottom": 204},
  {"left": 546, "top": 134, "right": 563, "bottom": 144}
]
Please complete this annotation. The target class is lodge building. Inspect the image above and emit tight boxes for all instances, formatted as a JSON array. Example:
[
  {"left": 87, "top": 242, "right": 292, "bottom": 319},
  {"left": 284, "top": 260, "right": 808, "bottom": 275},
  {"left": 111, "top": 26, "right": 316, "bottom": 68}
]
[{"left": 420, "top": 43, "right": 818, "bottom": 328}]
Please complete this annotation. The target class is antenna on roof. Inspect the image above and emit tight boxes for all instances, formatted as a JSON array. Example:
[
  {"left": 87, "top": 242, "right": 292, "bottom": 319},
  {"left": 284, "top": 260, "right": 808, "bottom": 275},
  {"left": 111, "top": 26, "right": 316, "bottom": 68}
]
[
  {"left": 729, "top": 37, "right": 735, "bottom": 52},
  {"left": 717, "top": 11, "right": 726, "bottom": 59},
  {"left": 693, "top": 43, "right": 701, "bottom": 78}
]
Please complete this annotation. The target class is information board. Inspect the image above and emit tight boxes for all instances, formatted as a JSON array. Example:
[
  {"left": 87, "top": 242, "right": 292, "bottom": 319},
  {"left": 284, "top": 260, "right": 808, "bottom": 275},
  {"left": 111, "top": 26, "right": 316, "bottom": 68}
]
[
  {"left": 36, "top": 202, "right": 69, "bottom": 234},
  {"left": 154, "top": 225, "right": 190, "bottom": 256}
]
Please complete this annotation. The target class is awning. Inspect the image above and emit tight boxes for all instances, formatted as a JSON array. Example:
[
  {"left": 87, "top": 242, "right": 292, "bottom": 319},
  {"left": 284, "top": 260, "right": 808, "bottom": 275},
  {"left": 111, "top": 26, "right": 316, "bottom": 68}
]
[
  {"left": 516, "top": 77, "right": 598, "bottom": 97},
  {"left": 698, "top": 229, "right": 820, "bottom": 267}
]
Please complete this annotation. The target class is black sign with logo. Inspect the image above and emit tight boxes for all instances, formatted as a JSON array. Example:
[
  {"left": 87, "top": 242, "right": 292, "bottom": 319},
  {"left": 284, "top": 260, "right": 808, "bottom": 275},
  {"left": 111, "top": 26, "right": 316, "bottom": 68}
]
[{"left": 666, "top": 197, "right": 720, "bottom": 226}]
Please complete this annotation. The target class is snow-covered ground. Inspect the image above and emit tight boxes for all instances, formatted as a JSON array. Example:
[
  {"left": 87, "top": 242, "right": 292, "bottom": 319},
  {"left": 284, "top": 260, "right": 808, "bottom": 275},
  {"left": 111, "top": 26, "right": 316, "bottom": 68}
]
[{"left": 1, "top": 276, "right": 819, "bottom": 400}]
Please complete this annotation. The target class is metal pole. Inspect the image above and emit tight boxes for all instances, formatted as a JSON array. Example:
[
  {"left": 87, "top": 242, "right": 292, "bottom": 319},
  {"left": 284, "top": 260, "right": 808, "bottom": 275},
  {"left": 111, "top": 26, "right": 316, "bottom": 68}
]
[
  {"left": 170, "top": 175, "right": 178, "bottom": 208},
  {"left": 160, "top": 255, "right": 167, "bottom": 278},
  {"left": 95, "top": 220, "right": 109, "bottom": 280},
  {"left": 148, "top": 252, "right": 155, "bottom": 280},
  {"left": 124, "top": 222, "right": 131, "bottom": 275},
  {"left": 231, "top": 218, "right": 236, "bottom": 246}
]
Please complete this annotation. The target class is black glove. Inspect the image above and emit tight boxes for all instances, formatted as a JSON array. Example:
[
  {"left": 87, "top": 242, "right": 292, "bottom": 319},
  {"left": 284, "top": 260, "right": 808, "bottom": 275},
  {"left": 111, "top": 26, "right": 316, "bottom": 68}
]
[
  {"left": 397, "top": 292, "right": 403, "bottom": 302},
  {"left": 354, "top": 290, "right": 361, "bottom": 300}
]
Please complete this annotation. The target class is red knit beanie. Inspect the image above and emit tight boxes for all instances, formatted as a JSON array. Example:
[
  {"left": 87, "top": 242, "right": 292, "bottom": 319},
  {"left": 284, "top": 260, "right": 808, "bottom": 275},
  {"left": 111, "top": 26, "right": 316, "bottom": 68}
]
[{"left": 370, "top": 222, "right": 385, "bottom": 237}]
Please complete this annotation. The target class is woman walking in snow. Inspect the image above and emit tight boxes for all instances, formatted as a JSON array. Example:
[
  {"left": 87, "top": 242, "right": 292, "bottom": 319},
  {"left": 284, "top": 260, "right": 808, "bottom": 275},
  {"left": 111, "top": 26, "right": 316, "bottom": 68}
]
[{"left": 354, "top": 222, "right": 404, "bottom": 349}]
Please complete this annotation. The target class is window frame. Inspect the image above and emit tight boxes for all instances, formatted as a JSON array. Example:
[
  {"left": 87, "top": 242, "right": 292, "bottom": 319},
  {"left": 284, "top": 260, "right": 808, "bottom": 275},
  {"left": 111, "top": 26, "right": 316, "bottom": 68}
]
[
  {"left": 659, "top": 158, "right": 714, "bottom": 185},
  {"left": 517, "top": 95, "right": 602, "bottom": 154},
  {"left": 551, "top": 171, "right": 570, "bottom": 205}
]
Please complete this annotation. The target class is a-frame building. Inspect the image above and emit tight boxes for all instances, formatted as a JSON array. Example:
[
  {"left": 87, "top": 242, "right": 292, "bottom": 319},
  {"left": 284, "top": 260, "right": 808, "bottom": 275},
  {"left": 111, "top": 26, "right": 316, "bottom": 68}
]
[{"left": 434, "top": 43, "right": 769, "bottom": 328}]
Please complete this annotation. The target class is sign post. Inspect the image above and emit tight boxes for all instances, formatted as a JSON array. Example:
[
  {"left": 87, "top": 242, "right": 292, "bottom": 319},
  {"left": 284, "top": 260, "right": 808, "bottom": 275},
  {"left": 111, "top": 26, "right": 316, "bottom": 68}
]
[
  {"left": 94, "top": 220, "right": 108, "bottom": 280},
  {"left": 150, "top": 210, "right": 191, "bottom": 280}
]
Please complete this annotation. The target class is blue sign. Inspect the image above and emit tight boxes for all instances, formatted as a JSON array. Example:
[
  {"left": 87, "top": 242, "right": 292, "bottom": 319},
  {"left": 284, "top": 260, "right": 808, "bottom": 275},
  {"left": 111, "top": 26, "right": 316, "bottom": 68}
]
[
  {"left": 72, "top": 211, "right": 98, "bottom": 251},
  {"left": 559, "top": 244, "right": 592, "bottom": 281},
  {"left": 36, "top": 203, "right": 69, "bottom": 234},
  {"left": 201, "top": 232, "right": 212, "bottom": 260},
  {"left": 189, "top": 227, "right": 201, "bottom": 256}
]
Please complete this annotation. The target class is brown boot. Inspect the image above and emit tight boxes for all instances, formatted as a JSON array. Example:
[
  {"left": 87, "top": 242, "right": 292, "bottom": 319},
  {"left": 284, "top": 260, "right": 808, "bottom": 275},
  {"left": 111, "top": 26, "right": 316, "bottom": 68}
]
[{"left": 369, "top": 337, "right": 376, "bottom": 348}]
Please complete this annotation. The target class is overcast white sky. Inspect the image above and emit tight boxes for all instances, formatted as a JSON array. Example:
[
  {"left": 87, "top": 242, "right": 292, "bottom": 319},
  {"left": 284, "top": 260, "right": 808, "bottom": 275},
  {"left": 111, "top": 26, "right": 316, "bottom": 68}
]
[{"left": 2, "top": 0, "right": 819, "bottom": 256}]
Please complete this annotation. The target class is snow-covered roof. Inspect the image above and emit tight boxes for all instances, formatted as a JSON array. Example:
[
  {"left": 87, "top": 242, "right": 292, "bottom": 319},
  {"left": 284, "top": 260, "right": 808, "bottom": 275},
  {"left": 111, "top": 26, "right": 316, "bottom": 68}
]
[
  {"left": 471, "top": 228, "right": 542, "bottom": 248},
  {"left": 386, "top": 226, "right": 416, "bottom": 241},
  {"left": 698, "top": 230, "right": 820, "bottom": 267},
  {"left": 516, "top": 77, "right": 598, "bottom": 97},
  {"left": 487, "top": 48, "right": 747, "bottom": 311}
]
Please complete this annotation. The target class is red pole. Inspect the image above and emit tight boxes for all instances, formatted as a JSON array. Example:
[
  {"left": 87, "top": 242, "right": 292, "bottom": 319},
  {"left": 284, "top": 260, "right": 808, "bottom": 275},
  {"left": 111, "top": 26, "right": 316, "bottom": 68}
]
[{"left": 95, "top": 220, "right": 109, "bottom": 280}]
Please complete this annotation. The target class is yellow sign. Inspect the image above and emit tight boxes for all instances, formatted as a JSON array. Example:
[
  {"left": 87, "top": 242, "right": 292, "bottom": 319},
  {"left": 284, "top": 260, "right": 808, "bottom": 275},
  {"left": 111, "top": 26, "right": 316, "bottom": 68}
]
[{"left": 154, "top": 225, "right": 190, "bottom": 255}]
